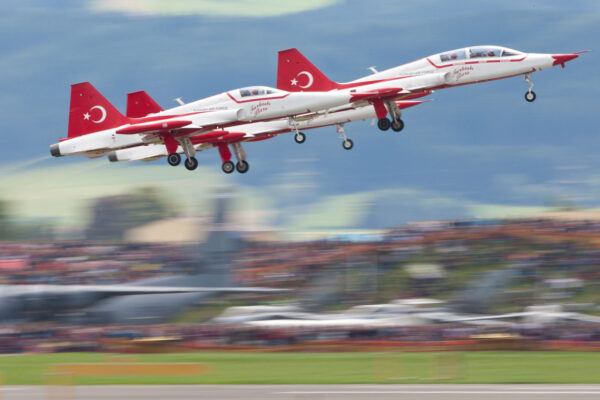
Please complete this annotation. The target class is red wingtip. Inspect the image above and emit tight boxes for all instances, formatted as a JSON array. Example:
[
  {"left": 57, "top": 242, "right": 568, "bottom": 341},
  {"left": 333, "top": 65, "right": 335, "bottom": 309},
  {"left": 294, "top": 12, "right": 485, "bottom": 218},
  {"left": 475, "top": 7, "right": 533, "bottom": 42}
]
[{"left": 552, "top": 53, "right": 579, "bottom": 68}]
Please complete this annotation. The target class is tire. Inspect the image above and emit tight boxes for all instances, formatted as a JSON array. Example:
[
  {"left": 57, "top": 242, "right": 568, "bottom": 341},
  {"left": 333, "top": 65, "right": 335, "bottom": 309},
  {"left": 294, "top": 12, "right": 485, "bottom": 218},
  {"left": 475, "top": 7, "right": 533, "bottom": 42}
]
[
  {"left": 391, "top": 118, "right": 404, "bottom": 132},
  {"left": 236, "top": 160, "right": 249, "bottom": 174},
  {"left": 167, "top": 153, "right": 181, "bottom": 166},
  {"left": 184, "top": 156, "right": 198, "bottom": 171},
  {"left": 342, "top": 139, "right": 354, "bottom": 150},
  {"left": 294, "top": 132, "right": 306, "bottom": 144},
  {"left": 221, "top": 161, "right": 235, "bottom": 174},
  {"left": 525, "top": 91, "right": 536, "bottom": 102},
  {"left": 377, "top": 118, "right": 391, "bottom": 131}
]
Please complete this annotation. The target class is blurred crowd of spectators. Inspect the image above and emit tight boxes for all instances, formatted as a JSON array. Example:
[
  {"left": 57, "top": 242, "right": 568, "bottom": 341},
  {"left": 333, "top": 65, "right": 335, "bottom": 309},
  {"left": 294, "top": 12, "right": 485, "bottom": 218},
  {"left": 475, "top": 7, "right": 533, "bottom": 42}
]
[
  {"left": 1, "top": 215, "right": 600, "bottom": 353},
  {"left": 1, "top": 321, "right": 599, "bottom": 354},
  {"left": 0, "top": 242, "right": 195, "bottom": 285}
]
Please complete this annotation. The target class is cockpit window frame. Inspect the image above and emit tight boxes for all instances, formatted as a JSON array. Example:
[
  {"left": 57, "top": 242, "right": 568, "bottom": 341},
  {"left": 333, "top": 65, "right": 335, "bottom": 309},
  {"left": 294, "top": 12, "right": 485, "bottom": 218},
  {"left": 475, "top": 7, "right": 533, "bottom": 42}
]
[{"left": 238, "top": 87, "right": 278, "bottom": 98}]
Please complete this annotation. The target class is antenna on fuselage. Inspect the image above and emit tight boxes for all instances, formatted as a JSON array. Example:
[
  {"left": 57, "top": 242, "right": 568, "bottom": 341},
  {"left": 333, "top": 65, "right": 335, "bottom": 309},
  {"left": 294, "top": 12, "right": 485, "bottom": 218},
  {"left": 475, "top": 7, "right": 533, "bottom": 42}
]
[
  {"left": 367, "top": 66, "right": 378, "bottom": 74},
  {"left": 174, "top": 97, "right": 185, "bottom": 106}
]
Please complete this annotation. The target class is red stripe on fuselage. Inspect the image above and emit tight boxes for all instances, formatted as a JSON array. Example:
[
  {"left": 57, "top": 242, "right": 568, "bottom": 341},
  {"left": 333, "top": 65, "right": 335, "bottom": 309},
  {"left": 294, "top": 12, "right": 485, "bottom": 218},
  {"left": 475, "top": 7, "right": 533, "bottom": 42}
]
[{"left": 426, "top": 55, "right": 527, "bottom": 69}]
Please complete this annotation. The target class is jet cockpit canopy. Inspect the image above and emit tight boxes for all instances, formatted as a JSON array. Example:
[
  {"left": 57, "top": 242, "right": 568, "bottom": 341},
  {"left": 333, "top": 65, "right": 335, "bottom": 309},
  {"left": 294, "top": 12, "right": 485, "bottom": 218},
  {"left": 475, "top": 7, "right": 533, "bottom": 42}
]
[
  {"left": 438, "top": 46, "right": 523, "bottom": 63},
  {"left": 237, "top": 86, "right": 283, "bottom": 98}
]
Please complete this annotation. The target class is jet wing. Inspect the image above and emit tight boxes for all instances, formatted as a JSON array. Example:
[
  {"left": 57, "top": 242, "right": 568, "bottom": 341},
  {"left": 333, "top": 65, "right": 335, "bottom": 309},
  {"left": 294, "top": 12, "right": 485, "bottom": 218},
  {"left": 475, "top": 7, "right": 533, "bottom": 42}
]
[
  {"left": 116, "top": 120, "right": 193, "bottom": 134},
  {"left": 350, "top": 87, "right": 409, "bottom": 102},
  {"left": 116, "top": 109, "right": 244, "bottom": 137}
]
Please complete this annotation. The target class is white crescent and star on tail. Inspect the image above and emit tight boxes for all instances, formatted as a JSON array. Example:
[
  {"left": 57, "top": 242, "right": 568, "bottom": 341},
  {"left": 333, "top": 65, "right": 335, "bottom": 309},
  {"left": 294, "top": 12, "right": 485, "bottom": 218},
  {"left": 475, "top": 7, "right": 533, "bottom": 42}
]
[
  {"left": 83, "top": 105, "right": 107, "bottom": 123},
  {"left": 290, "top": 71, "right": 314, "bottom": 89}
]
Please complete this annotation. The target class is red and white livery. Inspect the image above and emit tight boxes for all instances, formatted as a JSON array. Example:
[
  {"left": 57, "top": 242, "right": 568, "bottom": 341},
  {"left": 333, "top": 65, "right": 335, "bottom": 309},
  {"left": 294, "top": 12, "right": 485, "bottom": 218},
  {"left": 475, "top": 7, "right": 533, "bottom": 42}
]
[
  {"left": 50, "top": 83, "right": 357, "bottom": 173},
  {"left": 277, "top": 45, "right": 584, "bottom": 138}
]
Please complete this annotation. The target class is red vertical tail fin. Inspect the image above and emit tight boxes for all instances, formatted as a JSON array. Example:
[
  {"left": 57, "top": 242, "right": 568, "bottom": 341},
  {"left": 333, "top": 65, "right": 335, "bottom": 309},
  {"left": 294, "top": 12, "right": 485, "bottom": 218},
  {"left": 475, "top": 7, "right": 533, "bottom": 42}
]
[
  {"left": 277, "top": 48, "right": 339, "bottom": 92},
  {"left": 126, "top": 90, "right": 164, "bottom": 118},
  {"left": 68, "top": 82, "right": 128, "bottom": 139}
]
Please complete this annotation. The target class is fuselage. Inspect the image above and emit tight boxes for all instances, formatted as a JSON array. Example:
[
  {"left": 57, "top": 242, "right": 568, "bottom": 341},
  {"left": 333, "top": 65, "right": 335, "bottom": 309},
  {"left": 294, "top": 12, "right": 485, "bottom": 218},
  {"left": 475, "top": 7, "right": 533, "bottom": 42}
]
[{"left": 318, "top": 46, "right": 565, "bottom": 114}]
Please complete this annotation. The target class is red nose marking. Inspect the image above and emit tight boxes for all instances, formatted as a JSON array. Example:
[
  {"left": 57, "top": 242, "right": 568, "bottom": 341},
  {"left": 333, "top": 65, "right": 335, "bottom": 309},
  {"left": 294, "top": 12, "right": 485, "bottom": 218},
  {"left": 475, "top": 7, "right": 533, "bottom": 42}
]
[{"left": 552, "top": 53, "right": 579, "bottom": 68}]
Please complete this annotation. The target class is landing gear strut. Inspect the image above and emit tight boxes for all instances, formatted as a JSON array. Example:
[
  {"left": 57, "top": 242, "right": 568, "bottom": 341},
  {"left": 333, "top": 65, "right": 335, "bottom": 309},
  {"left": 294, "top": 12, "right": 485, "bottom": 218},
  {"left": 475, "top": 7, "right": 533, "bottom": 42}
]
[
  {"left": 337, "top": 124, "right": 353, "bottom": 150},
  {"left": 374, "top": 100, "right": 404, "bottom": 132},
  {"left": 231, "top": 142, "right": 249, "bottom": 174},
  {"left": 180, "top": 137, "right": 198, "bottom": 171},
  {"left": 290, "top": 117, "right": 306, "bottom": 144},
  {"left": 218, "top": 144, "right": 234, "bottom": 174},
  {"left": 184, "top": 157, "right": 198, "bottom": 171},
  {"left": 391, "top": 118, "right": 404, "bottom": 132},
  {"left": 236, "top": 160, "right": 249, "bottom": 173},
  {"left": 524, "top": 73, "right": 536, "bottom": 102}
]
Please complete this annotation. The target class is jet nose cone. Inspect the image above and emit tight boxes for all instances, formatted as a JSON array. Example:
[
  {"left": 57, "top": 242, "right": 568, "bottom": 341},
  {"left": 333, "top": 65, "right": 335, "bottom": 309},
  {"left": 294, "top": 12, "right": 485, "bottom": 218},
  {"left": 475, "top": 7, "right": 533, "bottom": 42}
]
[{"left": 552, "top": 53, "right": 579, "bottom": 67}]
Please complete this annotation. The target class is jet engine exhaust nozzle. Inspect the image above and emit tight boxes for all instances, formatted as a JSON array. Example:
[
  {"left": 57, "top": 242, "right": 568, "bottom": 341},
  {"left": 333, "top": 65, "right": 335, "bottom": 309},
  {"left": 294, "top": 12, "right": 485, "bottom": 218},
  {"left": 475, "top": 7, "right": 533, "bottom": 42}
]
[{"left": 50, "top": 143, "right": 61, "bottom": 157}]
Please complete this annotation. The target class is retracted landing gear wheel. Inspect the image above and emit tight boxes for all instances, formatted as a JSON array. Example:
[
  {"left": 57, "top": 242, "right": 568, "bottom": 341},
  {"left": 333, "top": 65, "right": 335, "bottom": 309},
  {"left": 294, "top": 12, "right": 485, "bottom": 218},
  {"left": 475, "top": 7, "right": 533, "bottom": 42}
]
[
  {"left": 236, "top": 160, "right": 249, "bottom": 174},
  {"left": 391, "top": 118, "right": 404, "bottom": 132},
  {"left": 342, "top": 139, "right": 354, "bottom": 150},
  {"left": 184, "top": 156, "right": 198, "bottom": 171},
  {"left": 377, "top": 118, "right": 391, "bottom": 131},
  {"left": 167, "top": 153, "right": 181, "bottom": 166},
  {"left": 525, "top": 91, "right": 536, "bottom": 102},
  {"left": 222, "top": 161, "right": 235, "bottom": 174},
  {"left": 294, "top": 132, "right": 306, "bottom": 144}
]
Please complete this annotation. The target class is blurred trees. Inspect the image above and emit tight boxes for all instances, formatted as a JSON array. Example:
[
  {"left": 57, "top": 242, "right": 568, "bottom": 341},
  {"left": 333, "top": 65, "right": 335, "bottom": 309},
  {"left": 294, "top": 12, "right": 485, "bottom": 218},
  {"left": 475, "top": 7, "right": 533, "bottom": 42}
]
[
  {"left": 87, "top": 187, "right": 176, "bottom": 241},
  {"left": 0, "top": 198, "right": 11, "bottom": 239}
]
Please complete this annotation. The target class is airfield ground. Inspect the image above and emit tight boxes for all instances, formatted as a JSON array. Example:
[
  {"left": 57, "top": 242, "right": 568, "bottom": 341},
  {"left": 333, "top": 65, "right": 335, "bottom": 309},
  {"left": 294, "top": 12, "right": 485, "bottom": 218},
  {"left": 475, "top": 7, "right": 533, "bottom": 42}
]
[{"left": 0, "top": 352, "right": 598, "bottom": 385}]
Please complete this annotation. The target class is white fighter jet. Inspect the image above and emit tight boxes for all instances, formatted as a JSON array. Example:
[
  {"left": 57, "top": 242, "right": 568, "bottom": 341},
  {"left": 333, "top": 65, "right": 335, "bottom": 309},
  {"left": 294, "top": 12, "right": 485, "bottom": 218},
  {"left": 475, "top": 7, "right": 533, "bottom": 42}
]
[
  {"left": 277, "top": 45, "right": 585, "bottom": 141},
  {"left": 49, "top": 82, "right": 357, "bottom": 173}
]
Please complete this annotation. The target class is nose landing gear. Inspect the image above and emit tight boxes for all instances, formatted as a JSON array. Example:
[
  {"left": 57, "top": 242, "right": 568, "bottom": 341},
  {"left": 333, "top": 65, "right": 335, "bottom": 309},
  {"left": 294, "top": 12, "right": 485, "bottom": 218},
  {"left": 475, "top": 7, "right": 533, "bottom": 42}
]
[
  {"left": 524, "top": 73, "right": 536, "bottom": 102},
  {"left": 290, "top": 117, "right": 306, "bottom": 144},
  {"left": 337, "top": 124, "right": 354, "bottom": 150}
]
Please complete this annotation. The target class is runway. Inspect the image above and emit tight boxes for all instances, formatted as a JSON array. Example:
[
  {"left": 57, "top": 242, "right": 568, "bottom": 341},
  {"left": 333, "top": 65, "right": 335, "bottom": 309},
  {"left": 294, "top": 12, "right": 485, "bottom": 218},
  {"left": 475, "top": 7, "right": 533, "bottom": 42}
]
[{"left": 3, "top": 384, "right": 600, "bottom": 400}]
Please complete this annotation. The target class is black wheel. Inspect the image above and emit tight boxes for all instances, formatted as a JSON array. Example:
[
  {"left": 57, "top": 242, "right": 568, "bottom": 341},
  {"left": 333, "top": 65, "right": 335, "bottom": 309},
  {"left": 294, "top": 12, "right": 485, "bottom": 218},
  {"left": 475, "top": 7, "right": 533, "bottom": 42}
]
[
  {"left": 391, "top": 118, "right": 404, "bottom": 132},
  {"left": 184, "top": 156, "right": 198, "bottom": 171},
  {"left": 167, "top": 153, "right": 181, "bottom": 166},
  {"left": 525, "top": 91, "right": 536, "bottom": 102},
  {"left": 294, "top": 132, "right": 306, "bottom": 144},
  {"left": 342, "top": 139, "right": 354, "bottom": 150},
  {"left": 221, "top": 161, "right": 235, "bottom": 174},
  {"left": 377, "top": 118, "right": 391, "bottom": 131},
  {"left": 236, "top": 160, "right": 249, "bottom": 174}
]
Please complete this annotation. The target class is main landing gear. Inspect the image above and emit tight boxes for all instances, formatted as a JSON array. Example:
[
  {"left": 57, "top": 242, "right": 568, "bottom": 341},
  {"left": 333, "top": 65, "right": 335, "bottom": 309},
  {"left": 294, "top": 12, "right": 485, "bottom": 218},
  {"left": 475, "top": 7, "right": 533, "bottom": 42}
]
[
  {"left": 167, "top": 153, "right": 181, "bottom": 166},
  {"left": 377, "top": 117, "right": 405, "bottom": 132},
  {"left": 166, "top": 137, "right": 198, "bottom": 171},
  {"left": 374, "top": 99, "right": 405, "bottom": 132},
  {"left": 184, "top": 156, "right": 198, "bottom": 171},
  {"left": 524, "top": 73, "right": 536, "bottom": 102},
  {"left": 219, "top": 143, "right": 250, "bottom": 174},
  {"left": 221, "top": 161, "right": 235, "bottom": 174}
]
